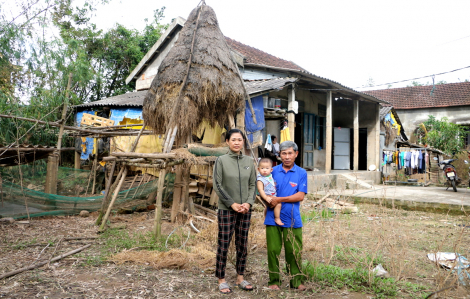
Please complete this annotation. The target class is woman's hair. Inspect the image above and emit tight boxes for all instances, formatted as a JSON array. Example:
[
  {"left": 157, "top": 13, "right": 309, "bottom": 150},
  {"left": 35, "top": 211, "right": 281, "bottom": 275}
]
[{"left": 225, "top": 128, "right": 245, "bottom": 141}]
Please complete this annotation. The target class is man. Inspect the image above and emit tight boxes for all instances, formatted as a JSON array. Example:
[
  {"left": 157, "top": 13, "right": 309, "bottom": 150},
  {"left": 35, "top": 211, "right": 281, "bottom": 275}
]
[
  {"left": 272, "top": 136, "right": 280, "bottom": 157},
  {"left": 264, "top": 140, "right": 307, "bottom": 290}
]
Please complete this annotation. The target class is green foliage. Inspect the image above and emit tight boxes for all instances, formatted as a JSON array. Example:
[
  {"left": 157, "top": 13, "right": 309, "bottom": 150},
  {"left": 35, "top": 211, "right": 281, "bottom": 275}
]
[
  {"left": 417, "top": 115, "right": 466, "bottom": 155},
  {"left": 304, "top": 262, "right": 427, "bottom": 298},
  {"left": 0, "top": 1, "right": 167, "bottom": 147},
  {"left": 301, "top": 208, "right": 334, "bottom": 223},
  {"left": 100, "top": 227, "right": 166, "bottom": 255}
]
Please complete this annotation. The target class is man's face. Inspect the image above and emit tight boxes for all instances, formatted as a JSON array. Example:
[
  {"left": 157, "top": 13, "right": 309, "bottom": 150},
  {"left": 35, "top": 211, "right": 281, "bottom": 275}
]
[{"left": 280, "top": 147, "right": 298, "bottom": 167}]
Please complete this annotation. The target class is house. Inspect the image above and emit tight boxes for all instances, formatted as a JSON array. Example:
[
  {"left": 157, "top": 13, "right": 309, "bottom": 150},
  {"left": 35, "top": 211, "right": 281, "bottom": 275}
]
[
  {"left": 366, "top": 82, "right": 470, "bottom": 149},
  {"left": 75, "top": 16, "right": 388, "bottom": 176}
]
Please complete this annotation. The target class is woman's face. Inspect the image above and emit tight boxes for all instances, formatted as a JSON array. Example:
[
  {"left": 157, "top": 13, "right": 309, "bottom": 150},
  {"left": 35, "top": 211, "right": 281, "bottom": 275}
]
[{"left": 226, "top": 132, "right": 244, "bottom": 152}]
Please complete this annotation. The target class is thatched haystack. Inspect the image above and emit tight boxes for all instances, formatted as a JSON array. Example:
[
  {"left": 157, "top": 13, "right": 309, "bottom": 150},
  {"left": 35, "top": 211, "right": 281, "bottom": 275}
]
[{"left": 143, "top": 3, "right": 245, "bottom": 141}]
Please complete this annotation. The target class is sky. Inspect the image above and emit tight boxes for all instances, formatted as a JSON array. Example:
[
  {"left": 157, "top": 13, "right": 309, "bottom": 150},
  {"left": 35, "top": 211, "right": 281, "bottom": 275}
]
[{"left": 91, "top": 0, "right": 470, "bottom": 91}]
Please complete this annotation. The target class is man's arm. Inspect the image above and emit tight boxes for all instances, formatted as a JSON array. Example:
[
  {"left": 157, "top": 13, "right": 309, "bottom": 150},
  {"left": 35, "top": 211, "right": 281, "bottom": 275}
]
[{"left": 269, "top": 192, "right": 305, "bottom": 207}]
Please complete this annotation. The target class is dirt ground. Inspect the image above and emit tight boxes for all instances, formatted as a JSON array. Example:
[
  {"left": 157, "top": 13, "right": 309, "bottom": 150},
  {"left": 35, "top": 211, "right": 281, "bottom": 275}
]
[{"left": 1, "top": 198, "right": 470, "bottom": 298}]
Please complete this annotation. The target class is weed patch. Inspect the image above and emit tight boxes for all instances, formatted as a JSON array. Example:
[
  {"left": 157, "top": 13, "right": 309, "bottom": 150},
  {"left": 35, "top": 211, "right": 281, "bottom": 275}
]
[{"left": 304, "top": 262, "right": 427, "bottom": 298}]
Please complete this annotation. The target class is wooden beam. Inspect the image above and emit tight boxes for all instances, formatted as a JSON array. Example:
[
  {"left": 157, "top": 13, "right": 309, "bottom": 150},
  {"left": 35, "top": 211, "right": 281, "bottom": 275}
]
[
  {"left": 0, "top": 114, "right": 149, "bottom": 137},
  {"left": 0, "top": 147, "right": 75, "bottom": 152},
  {"left": 74, "top": 151, "right": 81, "bottom": 169},
  {"left": 375, "top": 103, "right": 380, "bottom": 168},
  {"left": 111, "top": 152, "right": 176, "bottom": 159}
]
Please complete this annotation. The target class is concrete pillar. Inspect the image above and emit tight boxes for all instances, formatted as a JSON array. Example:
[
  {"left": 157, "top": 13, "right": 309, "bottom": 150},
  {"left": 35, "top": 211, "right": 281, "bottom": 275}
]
[
  {"left": 353, "top": 100, "right": 359, "bottom": 171},
  {"left": 375, "top": 104, "right": 381, "bottom": 168},
  {"left": 287, "top": 87, "right": 295, "bottom": 143},
  {"left": 325, "top": 91, "right": 333, "bottom": 174}
]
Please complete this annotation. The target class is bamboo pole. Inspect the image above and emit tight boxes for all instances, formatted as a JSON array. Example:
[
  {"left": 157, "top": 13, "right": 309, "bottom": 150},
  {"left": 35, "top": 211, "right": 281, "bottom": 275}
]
[{"left": 100, "top": 168, "right": 128, "bottom": 231}]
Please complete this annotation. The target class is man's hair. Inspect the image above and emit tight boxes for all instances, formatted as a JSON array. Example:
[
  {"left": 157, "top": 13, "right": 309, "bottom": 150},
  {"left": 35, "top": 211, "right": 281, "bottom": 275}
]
[
  {"left": 279, "top": 140, "right": 298, "bottom": 152},
  {"left": 258, "top": 158, "right": 273, "bottom": 166},
  {"left": 271, "top": 135, "right": 277, "bottom": 140}
]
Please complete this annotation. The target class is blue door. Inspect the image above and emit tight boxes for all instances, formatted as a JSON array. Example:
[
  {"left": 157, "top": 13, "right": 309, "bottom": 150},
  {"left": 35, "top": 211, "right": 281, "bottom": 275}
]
[{"left": 303, "top": 113, "right": 316, "bottom": 168}]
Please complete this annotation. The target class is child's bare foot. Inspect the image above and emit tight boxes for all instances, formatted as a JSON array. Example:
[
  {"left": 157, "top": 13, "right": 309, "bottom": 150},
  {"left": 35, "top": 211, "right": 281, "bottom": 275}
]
[{"left": 274, "top": 218, "right": 284, "bottom": 226}]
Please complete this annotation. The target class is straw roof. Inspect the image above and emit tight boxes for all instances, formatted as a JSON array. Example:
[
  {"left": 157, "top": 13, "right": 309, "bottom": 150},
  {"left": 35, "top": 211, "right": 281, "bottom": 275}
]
[{"left": 142, "top": 3, "right": 245, "bottom": 141}]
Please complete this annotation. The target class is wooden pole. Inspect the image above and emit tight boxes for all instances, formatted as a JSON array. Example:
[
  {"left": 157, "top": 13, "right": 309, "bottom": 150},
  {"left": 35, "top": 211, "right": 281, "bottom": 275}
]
[
  {"left": 152, "top": 126, "right": 178, "bottom": 238},
  {"left": 124, "top": 174, "right": 139, "bottom": 197},
  {"left": 170, "top": 165, "right": 183, "bottom": 222},
  {"left": 44, "top": 154, "right": 59, "bottom": 194},
  {"left": 0, "top": 244, "right": 91, "bottom": 280},
  {"left": 153, "top": 169, "right": 167, "bottom": 239},
  {"left": 100, "top": 168, "right": 128, "bottom": 231},
  {"left": 74, "top": 151, "right": 81, "bottom": 169},
  {"left": 91, "top": 154, "right": 98, "bottom": 195},
  {"left": 111, "top": 152, "right": 176, "bottom": 159},
  {"left": 0, "top": 114, "right": 151, "bottom": 137},
  {"left": 96, "top": 160, "right": 117, "bottom": 226}
]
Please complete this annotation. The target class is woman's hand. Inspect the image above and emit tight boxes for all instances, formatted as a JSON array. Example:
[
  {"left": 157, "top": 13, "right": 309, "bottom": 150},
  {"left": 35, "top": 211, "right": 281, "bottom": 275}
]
[
  {"left": 231, "top": 203, "right": 243, "bottom": 213},
  {"left": 241, "top": 203, "right": 251, "bottom": 213}
]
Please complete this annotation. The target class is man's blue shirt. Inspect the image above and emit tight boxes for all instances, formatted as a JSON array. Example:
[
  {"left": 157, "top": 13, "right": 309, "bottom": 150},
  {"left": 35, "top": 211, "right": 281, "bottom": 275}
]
[{"left": 264, "top": 163, "right": 308, "bottom": 228}]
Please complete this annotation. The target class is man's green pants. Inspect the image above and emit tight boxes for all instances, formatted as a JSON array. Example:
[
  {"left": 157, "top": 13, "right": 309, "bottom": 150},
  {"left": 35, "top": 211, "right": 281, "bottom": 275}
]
[{"left": 266, "top": 225, "right": 305, "bottom": 288}]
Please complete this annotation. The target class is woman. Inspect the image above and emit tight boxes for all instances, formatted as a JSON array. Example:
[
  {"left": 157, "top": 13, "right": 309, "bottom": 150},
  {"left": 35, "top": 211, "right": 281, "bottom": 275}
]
[{"left": 213, "top": 129, "right": 256, "bottom": 294}]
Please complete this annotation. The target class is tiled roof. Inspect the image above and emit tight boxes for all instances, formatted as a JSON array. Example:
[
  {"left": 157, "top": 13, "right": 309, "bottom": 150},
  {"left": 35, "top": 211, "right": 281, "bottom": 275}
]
[
  {"left": 245, "top": 77, "right": 298, "bottom": 95},
  {"left": 364, "top": 82, "right": 470, "bottom": 109},
  {"left": 225, "top": 37, "right": 306, "bottom": 71}
]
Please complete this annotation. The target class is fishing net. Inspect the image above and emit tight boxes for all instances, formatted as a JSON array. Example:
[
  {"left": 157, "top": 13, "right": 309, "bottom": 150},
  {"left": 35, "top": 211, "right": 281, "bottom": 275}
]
[{"left": 0, "top": 163, "right": 174, "bottom": 219}]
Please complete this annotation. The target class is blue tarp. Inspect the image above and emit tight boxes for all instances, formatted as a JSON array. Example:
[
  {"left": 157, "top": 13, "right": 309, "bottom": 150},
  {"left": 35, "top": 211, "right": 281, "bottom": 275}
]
[
  {"left": 109, "top": 108, "right": 143, "bottom": 124},
  {"left": 245, "top": 95, "right": 265, "bottom": 144},
  {"left": 75, "top": 110, "right": 95, "bottom": 160}
]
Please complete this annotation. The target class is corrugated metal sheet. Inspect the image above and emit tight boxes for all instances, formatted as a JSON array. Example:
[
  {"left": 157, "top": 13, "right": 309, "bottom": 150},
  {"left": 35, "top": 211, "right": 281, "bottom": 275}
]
[
  {"left": 74, "top": 91, "right": 147, "bottom": 108},
  {"left": 245, "top": 77, "right": 297, "bottom": 95}
]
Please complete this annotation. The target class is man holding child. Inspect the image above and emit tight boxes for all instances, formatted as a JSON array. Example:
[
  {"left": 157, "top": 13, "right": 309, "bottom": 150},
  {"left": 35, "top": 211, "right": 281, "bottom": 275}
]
[{"left": 257, "top": 140, "right": 307, "bottom": 291}]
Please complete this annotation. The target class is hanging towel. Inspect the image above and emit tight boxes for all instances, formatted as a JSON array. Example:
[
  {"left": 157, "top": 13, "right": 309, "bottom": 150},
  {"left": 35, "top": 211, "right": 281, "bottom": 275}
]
[
  {"left": 264, "top": 134, "right": 272, "bottom": 151},
  {"left": 280, "top": 127, "right": 291, "bottom": 143}
]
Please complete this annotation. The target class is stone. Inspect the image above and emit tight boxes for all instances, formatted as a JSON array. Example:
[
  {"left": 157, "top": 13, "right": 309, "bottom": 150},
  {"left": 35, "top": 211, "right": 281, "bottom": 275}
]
[
  {"left": 79, "top": 210, "right": 90, "bottom": 217},
  {"left": 0, "top": 217, "right": 15, "bottom": 223}
]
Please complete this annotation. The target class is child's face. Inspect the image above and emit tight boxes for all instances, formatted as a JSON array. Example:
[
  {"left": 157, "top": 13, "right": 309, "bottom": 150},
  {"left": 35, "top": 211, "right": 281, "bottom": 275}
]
[{"left": 258, "top": 162, "right": 273, "bottom": 177}]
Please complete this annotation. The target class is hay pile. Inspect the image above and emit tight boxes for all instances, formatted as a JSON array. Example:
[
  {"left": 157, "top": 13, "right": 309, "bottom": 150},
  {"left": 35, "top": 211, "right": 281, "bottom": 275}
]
[
  {"left": 110, "top": 245, "right": 216, "bottom": 270},
  {"left": 143, "top": 3, "right": 245, "bottom": 142}
]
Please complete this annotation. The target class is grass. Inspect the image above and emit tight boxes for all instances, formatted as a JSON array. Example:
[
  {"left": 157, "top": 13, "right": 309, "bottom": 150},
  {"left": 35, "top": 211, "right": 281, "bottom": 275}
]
[
  {"left": 304, "top": 262, "right": 428, "bottom": 298},
  {"left": 301, "top": 208, "right": 334, "bottom": 223}
]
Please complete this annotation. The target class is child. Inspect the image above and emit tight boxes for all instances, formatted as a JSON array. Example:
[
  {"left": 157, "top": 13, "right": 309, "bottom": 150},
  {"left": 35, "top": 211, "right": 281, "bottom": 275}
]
[{"left": 257, "top": 158, "right": 284, "bottom": 226}]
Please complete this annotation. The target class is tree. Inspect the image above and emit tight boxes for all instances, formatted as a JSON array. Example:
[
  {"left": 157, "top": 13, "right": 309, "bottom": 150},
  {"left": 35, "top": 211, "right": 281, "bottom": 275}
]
[
  {"left": 417, "top": 115, "right": 466, "bottom": 155},
  {"left": 0, "top": 1, "right": 167, "bottom": 147}
]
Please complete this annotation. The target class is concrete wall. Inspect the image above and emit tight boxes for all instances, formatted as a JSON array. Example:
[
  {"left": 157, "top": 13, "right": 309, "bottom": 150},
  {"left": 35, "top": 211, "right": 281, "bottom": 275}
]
[
  {"left": 396, "top": 106, "right": 470, "bottom": 143},
  {"left": 135, "top": 32, "right": 180, "bottom": 91},
  {"left": 359, "top": 102, "right": 379, "bottom": 169}
]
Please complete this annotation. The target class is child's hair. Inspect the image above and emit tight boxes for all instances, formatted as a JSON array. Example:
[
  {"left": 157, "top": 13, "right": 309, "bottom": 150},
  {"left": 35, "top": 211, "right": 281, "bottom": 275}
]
[{"left": 258, "top": 158, "right": 273, "bottom": 167}]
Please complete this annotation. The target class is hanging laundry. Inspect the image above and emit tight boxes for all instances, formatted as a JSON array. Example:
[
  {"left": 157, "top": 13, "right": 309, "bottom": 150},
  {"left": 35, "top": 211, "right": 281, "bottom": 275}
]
[
  {"left": 265, "top": 134, "right": 273, "bottom": 151},
  {"left": 280, "top": 127, "right": 291, "bottom": 143}
]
